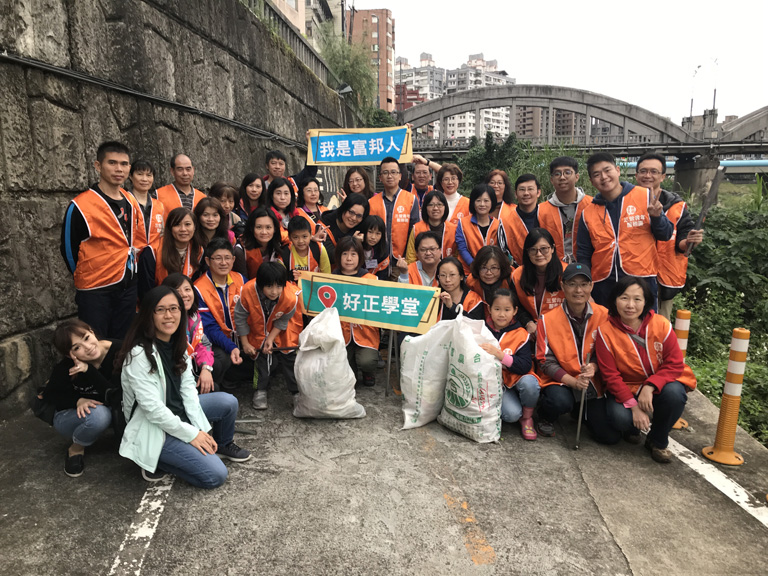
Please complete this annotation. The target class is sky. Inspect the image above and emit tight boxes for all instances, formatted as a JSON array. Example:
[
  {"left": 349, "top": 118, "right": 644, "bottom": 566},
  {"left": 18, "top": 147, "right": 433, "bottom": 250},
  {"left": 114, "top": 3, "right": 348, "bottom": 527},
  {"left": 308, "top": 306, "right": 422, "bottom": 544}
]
[{"left": 350, "top": 0, "right": 767, "bottom": 123}]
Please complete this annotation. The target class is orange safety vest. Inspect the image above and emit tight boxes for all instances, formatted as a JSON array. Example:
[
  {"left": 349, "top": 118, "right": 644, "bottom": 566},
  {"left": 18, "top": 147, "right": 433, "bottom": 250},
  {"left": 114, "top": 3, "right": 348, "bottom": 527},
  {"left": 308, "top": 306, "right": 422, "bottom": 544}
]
[
  {"left": 407, "top": 262, "right": 439, "bottom": 287},
  {"left": 156, "top": 184, "right": 206, "bottom": 219},
  {"left": 439, "top": 288, "right": 484, "bottom": 318},
  {"left": 238, "top": 279, "right": 300, "bottom": 351},
  {"left": 511, "top": 261, "right": 567, "bottom": 319},
  {"left": 597, "top": 313, "right": 697, "bottom": 394},
  {"left": 144, "top": 196, "right": 166, "bottom": 249},
  {"left": 536, "top": 303, "right": 608, "bottom": 392},
  {"left": 244, "top": 247, "right": 282, "bottom": 280},
  {"left": 447, "top": 195, "right": 470, "bottom": 225},
  {"left": 457, "top": 215, "right": 500, "bottom": 274},
  {"left": 194, "top": 272, "right": 246, "bottom": 340},
  {"left": 369, "top": 189, "right": 418, "bottom": 260},
  {"left": 580, "top": 186, "right": 659, "bottom": 282},
  {"left": 410, "top": 184, "right": 434, "bottom": 206},
  {"left": 537, "top": 195, "right": 592, "bottom": 262},
  {"left": 152, "top": 238, "right": 202, "bottom": 286},
  {"left": 340, "top": 272, "right": 380, "bottom": 349},
  {"left": 410, "top": 220, "right": 458, "bottom": 260},
  {"left": 186, "top": 314, "right": 206, "bottom": 358},
  {"left": 70, "top": 188, "right": 146, "bottom": 290},
  {"left": 498, "top": 327, "right": 541, "bottom": 389},
  {"left": 499, "top": 206, "right": 535, "bottom": 267},
  {"left": 296, "top": 206, "right": 328, "bottom": 235},
  {"left": 656, "top": 200, "right": 688, "bottom": 289}
]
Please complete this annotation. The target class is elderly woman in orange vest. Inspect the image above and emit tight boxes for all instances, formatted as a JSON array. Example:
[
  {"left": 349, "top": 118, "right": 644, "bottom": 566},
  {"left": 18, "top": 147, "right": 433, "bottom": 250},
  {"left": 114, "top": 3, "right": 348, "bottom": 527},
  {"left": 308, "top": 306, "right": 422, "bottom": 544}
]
[
  {"left": 455, "top": 183, "right": 500, "bottom": 275},
  {"left": 512, "top": 228, "right": 566, "bottom": 335},
  {"left": 595, "top": 276, "right": 696, "bottom": 463}
]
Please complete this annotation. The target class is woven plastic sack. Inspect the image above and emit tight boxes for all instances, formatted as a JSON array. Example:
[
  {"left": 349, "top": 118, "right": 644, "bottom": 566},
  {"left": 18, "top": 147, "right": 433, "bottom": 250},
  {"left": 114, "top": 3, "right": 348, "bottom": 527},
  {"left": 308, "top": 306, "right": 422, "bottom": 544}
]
[
  {"left": 437, "top": 314, "right": 503, "bottom": 443},
  {"left": 293, "top": 307, "right": 366, "bottom": 419}
]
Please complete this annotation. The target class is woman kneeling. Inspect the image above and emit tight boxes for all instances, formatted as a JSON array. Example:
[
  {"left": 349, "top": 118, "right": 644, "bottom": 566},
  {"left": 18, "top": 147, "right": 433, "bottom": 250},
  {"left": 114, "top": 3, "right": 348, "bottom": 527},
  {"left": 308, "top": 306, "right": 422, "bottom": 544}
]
[{"left": 119, "top": 286, "right": 251, "bottom": 487}]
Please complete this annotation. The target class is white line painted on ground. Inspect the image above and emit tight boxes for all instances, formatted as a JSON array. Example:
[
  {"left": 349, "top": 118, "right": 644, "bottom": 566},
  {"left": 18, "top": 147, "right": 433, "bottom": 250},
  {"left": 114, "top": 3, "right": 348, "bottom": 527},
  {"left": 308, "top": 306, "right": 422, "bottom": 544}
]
[
  {"left": 668, "top": 438, "right": 768, "bottom": 529},
  {"left": 108, "top": 477, "right": 175, "bottom": 576}
]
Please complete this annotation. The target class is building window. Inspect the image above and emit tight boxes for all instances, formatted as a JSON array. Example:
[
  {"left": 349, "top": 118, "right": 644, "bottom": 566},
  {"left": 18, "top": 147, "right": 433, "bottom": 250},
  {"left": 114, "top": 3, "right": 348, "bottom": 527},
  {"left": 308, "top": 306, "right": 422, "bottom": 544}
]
[
  {"left": 372, "top": 15, "right": 378, "bottom": 23},
  {"left": 372, "top": 31, "right": 378, "bottom": 38},
  {"left": 371, "top": 44, "right": 378, "bottom": 52}
]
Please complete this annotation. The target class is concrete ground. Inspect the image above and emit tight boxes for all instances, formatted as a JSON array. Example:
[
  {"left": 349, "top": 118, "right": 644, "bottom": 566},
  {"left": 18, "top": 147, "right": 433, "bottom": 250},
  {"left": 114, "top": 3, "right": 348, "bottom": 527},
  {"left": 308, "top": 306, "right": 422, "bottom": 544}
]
[{"left": 1, "top": 375, "right": 767, "bottom": 576}]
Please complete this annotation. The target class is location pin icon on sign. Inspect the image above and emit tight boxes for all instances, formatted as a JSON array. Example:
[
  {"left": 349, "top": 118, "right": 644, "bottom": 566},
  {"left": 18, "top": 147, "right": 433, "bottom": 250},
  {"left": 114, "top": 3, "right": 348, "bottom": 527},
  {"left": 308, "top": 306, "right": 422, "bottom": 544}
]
[{"left": 318, "top": 286, "right": 337, "bottom": 308}]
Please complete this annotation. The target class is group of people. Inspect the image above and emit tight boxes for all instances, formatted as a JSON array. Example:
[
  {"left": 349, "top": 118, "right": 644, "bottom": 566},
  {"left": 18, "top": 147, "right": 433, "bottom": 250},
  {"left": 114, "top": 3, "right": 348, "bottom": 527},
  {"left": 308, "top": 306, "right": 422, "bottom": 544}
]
[{"left": 45, "top": 137, "right": 701, "bottom": 487}]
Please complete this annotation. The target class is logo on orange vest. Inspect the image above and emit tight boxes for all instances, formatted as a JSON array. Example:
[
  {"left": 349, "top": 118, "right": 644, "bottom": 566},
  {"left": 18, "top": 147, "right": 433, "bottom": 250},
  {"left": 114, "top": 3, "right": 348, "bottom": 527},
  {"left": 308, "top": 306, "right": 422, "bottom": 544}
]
[
  {"left": 397, "top": 206, "right": 405, "bottom": 213},
  {"left": 274, "top": 311, "right": 284, "bottom": 319},
  {"left": 626, "top": 205, "right": 637, "bottom": 215}
]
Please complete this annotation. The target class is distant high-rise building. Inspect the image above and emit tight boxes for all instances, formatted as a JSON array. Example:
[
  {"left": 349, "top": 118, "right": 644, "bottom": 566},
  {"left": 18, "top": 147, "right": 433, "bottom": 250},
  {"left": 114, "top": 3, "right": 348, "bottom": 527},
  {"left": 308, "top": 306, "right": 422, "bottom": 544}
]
[
  {"left": 305, "top": 0, "right": 346, "bottom": 52},
  {"left": 347, "top": 8, "right": 395, "bottom": 112},
  {"left": 271, "top": 0, "right": 306, "bottom": 32},
  {"left": 395, "top": 53, "right": 445, "bottom": 138}
]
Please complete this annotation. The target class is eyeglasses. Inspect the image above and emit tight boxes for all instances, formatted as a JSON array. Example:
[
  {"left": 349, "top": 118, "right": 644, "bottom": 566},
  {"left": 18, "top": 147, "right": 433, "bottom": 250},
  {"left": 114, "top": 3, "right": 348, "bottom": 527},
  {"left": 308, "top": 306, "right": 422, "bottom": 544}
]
[
  {"left": 527, "top": 246, "right": 553, "bottom": 256},
  {"left": 209, "top": 255, "right": 234, "bottom": 263},
  {"left": 419, "top": 246, "right": 440, "bottom": 253},
  {"left": 154, "top": 305, "right": 181, "bottom": 316},
  {"left": 442, "top": 176, "right": 459, "bottom": 183},
  {"left": 438, "top": 272, "right": 459, "bottom": 279},
  {"left": 426, "top": 203, "right": 444, "bottom": 209},
  {"left": 348, "top": 177, "right": 364, "bottom": 185},
  {"left": 637, "top": 168, "right": 663, "bottom": 176},
  {"left": 480, "top": 266, "right": 500, "bottom": 274},
  {"left": 564, "top": 281, "right": 591, "bottom": 289},
  {"left": 552, "top": 170, "right": 575, "bottom": 178},
  {"left": 346, "top": 210, "right": 365, "bottom": 221},
  {"left": 380, "top": 170, "right": 400, "bottom": 177}
]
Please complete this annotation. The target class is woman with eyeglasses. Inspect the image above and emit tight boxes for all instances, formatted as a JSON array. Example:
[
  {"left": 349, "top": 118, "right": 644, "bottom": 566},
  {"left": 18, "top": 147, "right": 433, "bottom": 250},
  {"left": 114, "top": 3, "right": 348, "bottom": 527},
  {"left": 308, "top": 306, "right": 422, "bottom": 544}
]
[
  {"left": 485, "top": 169, "right": 514, "bottom": 221},
  {"left": 436, "top": 257, "right": 484, "bottom": 320},
  {"left": 435, "top": 163, "right": 470, "bottom": 224},
  {"left": 404, "top": 190, "right": 457, "bottom": 264},
  {"left": 320, "top": 193, "right": 369, "bottom": 265},
  {"left": 466, "top": 246, "right": 513, "bottom": 318},
  {"left": 337, "top": 167, "right": 375, "bottom": 201},
  {"left": 512, "top": 228, "right": 566, "bottom": 335}
]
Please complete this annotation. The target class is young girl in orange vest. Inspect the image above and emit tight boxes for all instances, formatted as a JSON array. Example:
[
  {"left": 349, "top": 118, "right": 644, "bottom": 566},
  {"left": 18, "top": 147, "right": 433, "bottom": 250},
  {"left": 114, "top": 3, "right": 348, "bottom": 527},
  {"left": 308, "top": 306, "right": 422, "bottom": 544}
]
[
  {"left": 334, "top": 236, "right": 380, "bottom": 387},
  {"left": 436, "top": 257, "right": 484, "bottom": 320},
  {"left": 359, "top": 215, "right": 390, "bottom": 280},
  {"left": 237, "top": 173, "right": 264, "bottom": 221},
  {"left": 513, "top": 228, "right": 566, "bottom": 335},
  {"left": 405, "top": 190, "right": 458, "bottom": 264},
  {"left": 162, "top": 273, "right": 215, "bottom": 394},
  {"left": 479, "top": 289, "right": 541, "bottom": 440},
  {"left": 266, "top": 177, "right": 301, "bottom": 246},
  {"left": 595, "top": 276, "right": 695, "bottom": 463},
  {"left": 234, "top": 208, "right": 283, "bottom": 280},
  {"left": 456, "top": 183, "right": 500, "bottom": 274}
]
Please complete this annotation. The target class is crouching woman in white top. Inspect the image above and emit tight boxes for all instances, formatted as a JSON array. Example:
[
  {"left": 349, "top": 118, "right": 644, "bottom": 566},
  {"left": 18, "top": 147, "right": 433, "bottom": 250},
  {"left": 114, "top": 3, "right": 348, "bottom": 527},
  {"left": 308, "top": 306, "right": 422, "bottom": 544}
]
[{"left": 118, "top": 285, "right": 251, "bottom": 488}]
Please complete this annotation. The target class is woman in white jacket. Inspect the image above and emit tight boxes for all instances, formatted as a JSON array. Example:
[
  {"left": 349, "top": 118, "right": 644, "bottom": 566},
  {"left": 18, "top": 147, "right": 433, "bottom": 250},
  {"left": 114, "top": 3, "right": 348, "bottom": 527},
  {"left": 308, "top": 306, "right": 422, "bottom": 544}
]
[{"left": 118, "top": 285, "right": 251, "bottom": 487}]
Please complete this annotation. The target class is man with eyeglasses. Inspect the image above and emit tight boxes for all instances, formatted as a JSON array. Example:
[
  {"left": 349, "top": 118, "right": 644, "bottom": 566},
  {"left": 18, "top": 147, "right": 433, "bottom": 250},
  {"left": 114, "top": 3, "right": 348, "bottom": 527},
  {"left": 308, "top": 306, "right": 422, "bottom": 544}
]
[
  {"left": 194, "top": 238, "right": 250, "bottom": 389},
  {"left": 538, "top": 156, "right": 592, "bottom": 264},
  {"left": 535, "top": 263, "right": 620, "bottom": 443},
  {"left": 369, "top": 156, "right": 421, "bottom": 280},
  {"left": 635, "top": 152, "right": 703, "bottom": 319},
  {"left": 156, "top": 154, "right": 206, "bottom": 219},
  {"left": 410, "top": 154, "right": 439, "bottom": 207},
  {"left": 399, "top": 231, "right": 440, "bottom": 287},
  {"left": 577, "top": 152, "right": 672, "bottom": 308}
]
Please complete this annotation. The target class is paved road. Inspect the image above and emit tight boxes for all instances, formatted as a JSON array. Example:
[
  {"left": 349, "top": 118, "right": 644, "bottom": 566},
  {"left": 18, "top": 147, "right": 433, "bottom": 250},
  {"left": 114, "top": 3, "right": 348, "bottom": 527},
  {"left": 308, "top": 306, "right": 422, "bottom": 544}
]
[{"left": 1, "top": 381, "right": 766, "bottom": 576}]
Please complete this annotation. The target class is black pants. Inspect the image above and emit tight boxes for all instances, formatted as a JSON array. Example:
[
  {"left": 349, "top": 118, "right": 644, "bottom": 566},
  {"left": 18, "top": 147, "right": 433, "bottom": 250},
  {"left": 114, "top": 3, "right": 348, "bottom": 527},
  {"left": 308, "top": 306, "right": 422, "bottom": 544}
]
[
  {"left": 255, "top": 351, "right": 298, "bottom": 394},
  {"left": 75, "top": 281, "right": 138, "bottom": 339},
  {"left": 212, "top": 345, "right": 254, "bottom": 388},
  {"left": 539, "top": 386, "right": 621, "bottom": 445}
]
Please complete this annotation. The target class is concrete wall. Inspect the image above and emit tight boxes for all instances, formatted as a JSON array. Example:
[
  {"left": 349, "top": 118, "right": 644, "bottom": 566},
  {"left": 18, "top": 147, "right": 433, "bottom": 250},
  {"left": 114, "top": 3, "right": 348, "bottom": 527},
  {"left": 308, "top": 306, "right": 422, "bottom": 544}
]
[{"left": 0, "top": 0, "right": 347, "bottom": 416}]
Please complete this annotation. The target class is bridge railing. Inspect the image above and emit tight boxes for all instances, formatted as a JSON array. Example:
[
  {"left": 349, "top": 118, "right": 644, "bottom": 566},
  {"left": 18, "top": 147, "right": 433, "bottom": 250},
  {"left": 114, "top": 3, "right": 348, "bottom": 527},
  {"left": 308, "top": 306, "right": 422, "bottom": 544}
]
[
  {"left": 412, "top": 133, "right": 665, "bottom": 151},
  {"left": 239, "top": 0, "right": 341, "bottom": 88}
]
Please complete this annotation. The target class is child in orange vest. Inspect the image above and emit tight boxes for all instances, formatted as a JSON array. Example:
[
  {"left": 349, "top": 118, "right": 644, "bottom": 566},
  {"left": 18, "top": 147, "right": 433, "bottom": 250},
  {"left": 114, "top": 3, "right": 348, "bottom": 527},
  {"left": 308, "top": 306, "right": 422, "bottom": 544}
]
[
  {"left": 479, "top": 289, "right": 541, "bottom": 440},
  {"left": 359, "top": 215, "right": 390, "bottom": 280}
]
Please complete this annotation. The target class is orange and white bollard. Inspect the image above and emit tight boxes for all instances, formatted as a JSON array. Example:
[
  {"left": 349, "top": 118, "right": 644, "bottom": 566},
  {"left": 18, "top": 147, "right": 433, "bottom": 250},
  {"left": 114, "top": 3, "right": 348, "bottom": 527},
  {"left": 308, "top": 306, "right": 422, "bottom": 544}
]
[
  {"left": 673, "top": 310, "right": 692, "bottom": 430},
  {"left": 702, "top": 328, "right": 750, "bottom": 466}
]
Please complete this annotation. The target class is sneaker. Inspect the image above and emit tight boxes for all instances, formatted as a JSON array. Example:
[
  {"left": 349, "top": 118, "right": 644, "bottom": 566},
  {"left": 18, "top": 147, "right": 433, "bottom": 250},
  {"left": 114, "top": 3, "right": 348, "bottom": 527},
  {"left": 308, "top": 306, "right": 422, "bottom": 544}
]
[
  {"left": 363, "top": 373, "right": 376, "bottom": 387},
  {"left": 142, "top": 468, "right": 168, "bottom": 482},
  {"left": 536, "top": 419, "right": 556, "bottom": 437},
  {"left": 64, "top": 452, "right": 84, "bottom": 478},
  {"left": 217, "top": 441, "right": 252, "bottom": 463},
  {"left": 252, "top": 390, "right": 268, "bottom": 410},
  {"left": 645, "top": 438, "right": 672, "bottom": 464},
  {"left": 623, "top": 431, "right": 642, "bottom": 445}
]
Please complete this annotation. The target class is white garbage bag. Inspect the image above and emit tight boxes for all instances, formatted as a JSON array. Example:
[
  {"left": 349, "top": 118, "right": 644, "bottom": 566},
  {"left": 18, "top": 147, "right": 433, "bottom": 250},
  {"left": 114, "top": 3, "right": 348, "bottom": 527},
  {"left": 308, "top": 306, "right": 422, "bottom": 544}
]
[
  {"left": 437, "top": 314, "right": 503, "bottom": 443},
  {"left": 400, "top": 319, "right": 455, "bottom": 430},
  {"left": 293, "top": 307, "right": 366, "bottom": 419}
]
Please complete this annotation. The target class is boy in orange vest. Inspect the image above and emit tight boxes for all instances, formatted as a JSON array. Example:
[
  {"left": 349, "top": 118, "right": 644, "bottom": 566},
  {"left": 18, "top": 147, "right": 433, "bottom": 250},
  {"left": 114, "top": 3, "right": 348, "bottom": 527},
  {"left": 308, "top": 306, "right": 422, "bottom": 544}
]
[{"left": 60, "top": 141, "right": 146, "bottom": 339}]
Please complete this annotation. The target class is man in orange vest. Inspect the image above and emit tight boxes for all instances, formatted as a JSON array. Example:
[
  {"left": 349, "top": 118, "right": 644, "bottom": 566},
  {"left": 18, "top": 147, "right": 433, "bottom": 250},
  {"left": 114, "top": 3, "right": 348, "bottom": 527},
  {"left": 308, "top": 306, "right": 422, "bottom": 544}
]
[
  {"left": 635, "top": 152, "right": 703, "bottom": 319},
  {"left": 539, "top": 156, "right": 592, "bottom": 263},
  {"left": 410, "top": 154, "right": 437, "bottom": 207},
  {"left": 262, "top": 137, "right": 318, "bottom": 193},
  {"left": 536, "top": 263, "right": 620, "bottom": 443},
  {"left": 155, "top": 154, "right": 206, "bottom": 218},
  {"left": 60, "top": 141, "right": 146, "bottom": 339},
  {"left": 576, "top": 152, "right": 673, "bottom": 308},
  {"left": 369, "top": 156, "right": 420, "bottom": 280},
  {"left": 498, "top": 174, "right": 541, "bottom": 266}
]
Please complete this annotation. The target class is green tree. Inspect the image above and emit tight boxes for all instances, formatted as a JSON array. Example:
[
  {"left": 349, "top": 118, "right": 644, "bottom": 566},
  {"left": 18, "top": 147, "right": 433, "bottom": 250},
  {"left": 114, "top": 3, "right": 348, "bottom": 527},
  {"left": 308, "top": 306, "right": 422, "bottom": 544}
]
[
  {"left": 319, "top": 24, "right": 377, "bottom": 115},
  {"left": 365, "top": 108, "right": 396, "bottom": 128}
]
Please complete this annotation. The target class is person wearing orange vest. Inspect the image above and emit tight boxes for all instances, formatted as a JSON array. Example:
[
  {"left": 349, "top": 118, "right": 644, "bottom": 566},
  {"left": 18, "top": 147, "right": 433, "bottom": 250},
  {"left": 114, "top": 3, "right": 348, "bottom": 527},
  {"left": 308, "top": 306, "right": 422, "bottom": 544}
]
[
  {"left": 498, "top": 174, "right": 541, "bottom": 267},
  {"left": 60, "top": 141, "right": 146, "bottom": 340},
  {"left": 128, "top": 160, "right": 165, "bottom": 250},
  {"left": 409, "top": 154, "right": 436, "bottom": 207},
  {"left": 435, "top": 163, "right": 470, "bottom": 225},
  {"left": 235, "top": 261, "right": 300, "bottom": 410},
  {"left": 539, "top": 156, "right": 592, "bottom": 264},
  {"left": 577, "top": 152, "right": 673, "bottom": 309},
  {"left": 399, "top": 231, "right": 440, "bottom": 287},
  {"left": 479, "top": 289, "right": 541, "bottom": 440},
  {"left": 155, "top": 154, "right": 206, "bottom": 219},
  {"left": 436, "top": 257, "right": 484, "bottom": 321},
  {"left": 635, "top": 152, "right": 703, "bottom": 320},
  {"left": 194, "top": 238, "right": 249, "bottom": 391},
  {"left": 535, "top": 263, "right": 620, "bottom": 443},
  {"left": 262, "top": 138, "right": 317, "bottom": 194},
  {"left": 455, "top": 183, "right": 500, "bottom": 274},
  {"left": 486, "top": 169, "right": 515, "bottom": 220},
  {"left": 405, "top": 191, "right": 458, "bottom": 264},
  {"left": 595, "top": 276, "right": 696, "bottom": 463},
  {"left": 369, "top": 156, "right": 420, "bottom": 280}
]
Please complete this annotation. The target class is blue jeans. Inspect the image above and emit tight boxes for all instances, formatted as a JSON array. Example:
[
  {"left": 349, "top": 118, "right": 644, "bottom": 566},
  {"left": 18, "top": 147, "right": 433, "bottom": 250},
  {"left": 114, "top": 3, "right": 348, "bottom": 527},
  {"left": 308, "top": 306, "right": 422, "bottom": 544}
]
[
  {"left": 500, "top": 374, "right": 540, "bottom": 423},
  {"left": 157, "top": 392, "right": 239, "bottom": 489},
  {"left": 606, "top": 381, "right": 687, "bottom": 449},
  {"left": 53, "top": 405, "right": 112, "bottom": 446}
]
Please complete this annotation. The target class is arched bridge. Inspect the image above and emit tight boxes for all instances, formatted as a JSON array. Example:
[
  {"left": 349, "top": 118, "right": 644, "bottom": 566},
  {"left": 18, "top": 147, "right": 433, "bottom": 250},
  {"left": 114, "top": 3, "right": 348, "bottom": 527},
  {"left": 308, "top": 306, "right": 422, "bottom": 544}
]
[{"left": 720, "top": 106, "right": 768, "bottom": 141}]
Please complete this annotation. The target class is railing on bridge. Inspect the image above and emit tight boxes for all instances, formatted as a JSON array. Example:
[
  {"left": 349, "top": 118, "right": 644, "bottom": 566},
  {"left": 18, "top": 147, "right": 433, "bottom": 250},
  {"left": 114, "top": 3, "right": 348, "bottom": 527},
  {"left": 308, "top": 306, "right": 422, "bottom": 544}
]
[
  {"left": 413, "top": 133, "right": 665, "bottom": 152},
  {"left": 239, "top": 0, "right": 340, "bottom": 88}
]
